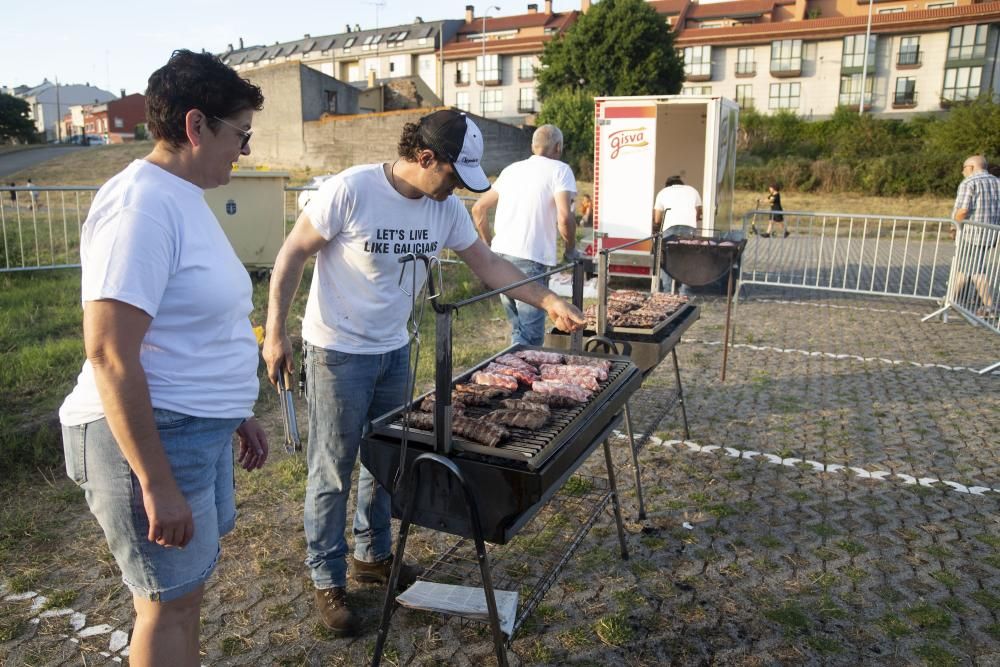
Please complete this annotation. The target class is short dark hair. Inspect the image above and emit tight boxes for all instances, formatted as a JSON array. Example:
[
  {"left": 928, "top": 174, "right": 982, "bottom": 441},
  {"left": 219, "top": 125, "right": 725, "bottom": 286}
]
[
  {"left": 398, "top": 120, "right": 437, "bottom": 161},
  {"left": 665, "top": 175, "right": 684, "bottom": 187},
  {"left": 769, "top": 182, "right": 781, "bottom": 191},
  {"left": 145, "top": 49, "right": 264, "bottom": 148}
]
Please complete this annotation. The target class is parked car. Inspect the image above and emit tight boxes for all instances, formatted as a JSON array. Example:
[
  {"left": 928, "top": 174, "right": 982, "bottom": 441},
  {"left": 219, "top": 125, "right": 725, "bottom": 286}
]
[{"left": 297, "top": 173, "right": 336, "bottom": 212}]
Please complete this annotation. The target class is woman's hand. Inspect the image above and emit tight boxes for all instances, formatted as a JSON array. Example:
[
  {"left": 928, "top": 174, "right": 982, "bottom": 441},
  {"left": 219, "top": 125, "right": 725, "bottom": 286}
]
[
  {"left": 236, "top": 417, "right": 269, "bottom": 471},
  {"left": 142, "top": 480, "right": 194, "bottom": 548}
]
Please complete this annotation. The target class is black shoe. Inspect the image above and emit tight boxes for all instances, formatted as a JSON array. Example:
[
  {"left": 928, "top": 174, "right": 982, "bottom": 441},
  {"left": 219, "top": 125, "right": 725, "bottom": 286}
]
[
  {"left": 351, "top": 554, "right": 423, "bottom": 590},
  {"left": 783, "top": 230, "right": 790, "bottom": 238},
  {"left": 314, "top": 587, "right": 358, "bottom": 636},
  {"left": 760, "top": 233, "right": 771, "bottom": 238}
]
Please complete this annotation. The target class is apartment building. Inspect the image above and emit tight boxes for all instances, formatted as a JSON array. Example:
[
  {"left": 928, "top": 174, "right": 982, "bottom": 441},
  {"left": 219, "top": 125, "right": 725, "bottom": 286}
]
[
  {"left": 221, "top": 19, "right": 463, "bottom": 101},
  {"left": 664, "top": 0, "right": 1000, "bottom": 118},
  {"left": 4, "top": 80, "right": 115, "bottom": 141},
  {"left": 441, "top": 2, "right": 580, "bottom": 125}
]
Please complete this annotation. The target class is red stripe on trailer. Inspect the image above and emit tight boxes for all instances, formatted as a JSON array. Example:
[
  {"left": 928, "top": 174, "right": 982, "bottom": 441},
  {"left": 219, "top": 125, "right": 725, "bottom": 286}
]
[{"left": 603, "top": 106, "right": 656, "bottom": 118}]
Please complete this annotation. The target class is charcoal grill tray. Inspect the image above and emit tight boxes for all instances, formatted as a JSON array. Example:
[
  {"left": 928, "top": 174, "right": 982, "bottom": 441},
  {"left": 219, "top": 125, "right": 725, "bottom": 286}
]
[
  {"left": 369, "top": 344, "right": 640, "bottom": 471},
  {"left": 663, "top": 236, "right": 746, "bottom": 287},
  {"left": 585, "top": 298, "right": 690, "bottom": 336}
]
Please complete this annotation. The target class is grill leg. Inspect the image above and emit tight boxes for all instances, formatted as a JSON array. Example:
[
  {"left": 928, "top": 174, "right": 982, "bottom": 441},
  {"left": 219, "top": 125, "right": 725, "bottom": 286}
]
[
  {"left": 603, "top": 437, "right": 630, "bottom": 560},
  {"left": 623, "top": 402, "right": 646, "bottom": 520},
  {"left": 671, "top": 348, "right": 691, "bottom": 440},
  {"left": 371, "top": 453, "right": 508, "bottom": 667}
]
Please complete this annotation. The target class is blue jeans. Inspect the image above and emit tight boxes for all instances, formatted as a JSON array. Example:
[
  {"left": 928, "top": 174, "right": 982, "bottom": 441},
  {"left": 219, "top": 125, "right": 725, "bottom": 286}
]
[
  {"left": 62, "top": 409, "right": 242, "bottom": 602},
  {"left": 497, "top": 254, "right": 551, "bottom": 347},
  {"left": 304, "top": 343, "right": 409, "bottom": 589}
]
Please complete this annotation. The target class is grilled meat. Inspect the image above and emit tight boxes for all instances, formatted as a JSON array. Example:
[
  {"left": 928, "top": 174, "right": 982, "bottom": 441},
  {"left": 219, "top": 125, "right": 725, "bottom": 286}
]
[
  {"left": 563, "top": 355, "right": 612, "bottom": 374},
  {"left": 419, "top": 395, "right": 466, "bottom": 414},
  {"left": 482, "top": 408, "right": 550, "bottom": 430},
  {"left": 493, "top": 354, "right": 538, "bottom": 373},
  {"left": 522, "top": 391, "right": 583, "bottom": 409},
  {"left": 538, "top": 366, "right": 600, "bottom": 391},
  {"left": 514, "top": 350, "right": 565, "bottom": 367},
  {"left": 484, "top": 362, "right": 537, "bottom": 386},
  {"left": 540, "top": 362, "right": 608, "bottom": 382},
  {"left": 530, "top": 380, "right": 592, "bottom": 402},
  {"left": 454, "top": 383, "right": 511, "bottom": 400},
  {"left": 404, "top": 412, "right": 509, "bottom": 447},
  {"left": 471, "top": 371, "right": 519, "bottom": 391},
  {"left": 498, "top": 399, "right": 551, "bottom": 414}
]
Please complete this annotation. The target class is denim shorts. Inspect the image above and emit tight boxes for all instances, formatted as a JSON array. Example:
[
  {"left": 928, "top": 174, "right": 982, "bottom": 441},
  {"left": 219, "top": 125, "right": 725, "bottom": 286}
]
[{"left": 62, "top": 409, "right": 243, "bottom": 602}]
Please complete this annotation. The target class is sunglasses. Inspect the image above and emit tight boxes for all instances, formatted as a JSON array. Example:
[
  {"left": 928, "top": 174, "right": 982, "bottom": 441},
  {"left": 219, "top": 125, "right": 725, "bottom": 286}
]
[{"left": 212, "top": 116, "right": 252, "bottom": 150}]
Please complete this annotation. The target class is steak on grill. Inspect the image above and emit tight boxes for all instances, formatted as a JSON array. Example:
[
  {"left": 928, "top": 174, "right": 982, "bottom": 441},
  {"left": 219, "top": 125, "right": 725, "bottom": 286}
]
[
  {"left": 514, "top": 350, "right": 565, "bottom": 367},
  {"left": 563, "top": 355, "right": 612, "bottom": 374},
  {"left": 498, "top": 398, "right": 551, "bottom": 414},
  {"left": 472, "top": 371, "right": 519, "bottom": 391},
  {"left": 419, "top": 395, "right": 466, "bottom": 414},
  {"left": 540, "top": 362, "right": 608, "bottom": 382},
  {"left": 454, "top": 383, "right": 511, "bottom": 400},
  {"left": 482, "top": 408, "right": 550, "bottom": 430},
  {"left": 538, "top": 366, "right": 600, "bottom": 391},
  {"left": 404, "top": 412, "right": 509, "bottom": 447},
  {"left": 521, "top": 391, "right": 582, "bottom": 409},
  {"left": 530, "top": 380, "right": 592, "bottom": 402},
  {"left": 484, "top": 362, "right": 538, "bottom": 386},
  {"left": 493, "top": 354, "right": 538, "bottom": 373}
]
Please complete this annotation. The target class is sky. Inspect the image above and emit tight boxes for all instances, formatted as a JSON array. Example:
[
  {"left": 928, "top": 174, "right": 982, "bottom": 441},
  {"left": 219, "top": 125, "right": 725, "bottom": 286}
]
[{"left": 0, "top": 0, "right": 584, "bottom": 97}]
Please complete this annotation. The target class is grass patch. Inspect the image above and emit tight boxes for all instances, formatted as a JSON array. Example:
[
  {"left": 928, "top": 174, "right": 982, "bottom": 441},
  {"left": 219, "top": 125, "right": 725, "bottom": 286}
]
[
  {"left": 930, "top": 570, "right": 961, "bottom": 588},
  {"left": 805, "top": 634, "right": 842, "bottom": 654},
  {"left": 913, "top": 643, "right": 961, "bottom": 666},
  {"left": 971, "top": 590, "right": 1000, "bottom": 612},
  {"left": 593, "top": 613, "right": 633, "bottom": 647},
  {"left": 41, "top": 589, "right": 77, "bottom": 610},
  {"left": 877, "top": 613, "right": 912, "bottom": 639},
  {"left": 836, "top": 540, "right": 867, "bottom": 557},
  {"left": 764, "top": 602, "right": 811, "bottom": 634},
  {"left": 904, "top": 603, "right": 952, "bottom": 635}
]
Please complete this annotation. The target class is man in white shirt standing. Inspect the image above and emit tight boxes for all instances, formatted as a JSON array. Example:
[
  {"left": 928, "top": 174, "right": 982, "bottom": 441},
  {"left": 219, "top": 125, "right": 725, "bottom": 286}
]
[
  {"left": 472, "top": 124, "right": 577, "bottom": 346},
  {"left": 652, "top": 175, "right": 702, "bottom": 233}
]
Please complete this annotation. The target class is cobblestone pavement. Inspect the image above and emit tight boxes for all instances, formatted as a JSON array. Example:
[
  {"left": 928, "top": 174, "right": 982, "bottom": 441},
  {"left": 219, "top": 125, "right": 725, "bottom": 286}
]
[{"left": 2, "top": 288, "right": 999, "bottom": 666}]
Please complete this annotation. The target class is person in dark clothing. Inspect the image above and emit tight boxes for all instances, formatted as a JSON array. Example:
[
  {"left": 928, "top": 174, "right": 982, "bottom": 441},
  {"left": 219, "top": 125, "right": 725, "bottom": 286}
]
[
  {"left": 7, "top": 182, "right": 16, "bottom": 209},
  {"left": 761, "top": 183, "right": 787, "bottom": 238}
]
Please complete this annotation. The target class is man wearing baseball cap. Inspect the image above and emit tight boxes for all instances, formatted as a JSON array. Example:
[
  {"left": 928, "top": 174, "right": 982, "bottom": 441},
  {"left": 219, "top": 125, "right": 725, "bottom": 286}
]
[{"left": 263, "top": 109, "right": 586, "bottom": 636}]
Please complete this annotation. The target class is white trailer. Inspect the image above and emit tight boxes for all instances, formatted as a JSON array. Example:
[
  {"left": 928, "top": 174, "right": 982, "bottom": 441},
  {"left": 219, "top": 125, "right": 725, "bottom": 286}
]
[{"left": 590, "top": 95, "right": 739, "bottom": 277}]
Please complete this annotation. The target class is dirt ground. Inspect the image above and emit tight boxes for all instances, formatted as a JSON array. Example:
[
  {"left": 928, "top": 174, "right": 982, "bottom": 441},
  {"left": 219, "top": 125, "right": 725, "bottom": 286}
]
[{"left": 2, "top": 286, "right": 999, "bottom": 666}]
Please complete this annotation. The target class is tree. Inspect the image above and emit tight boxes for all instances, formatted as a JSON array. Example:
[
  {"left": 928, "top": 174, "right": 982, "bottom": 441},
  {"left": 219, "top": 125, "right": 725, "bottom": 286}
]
[
  {"left": 0, "top": 94, "right": 37, "bottom": 144},
  {"left": 536, "top": 0, "right": 684, "bottom": 168}
]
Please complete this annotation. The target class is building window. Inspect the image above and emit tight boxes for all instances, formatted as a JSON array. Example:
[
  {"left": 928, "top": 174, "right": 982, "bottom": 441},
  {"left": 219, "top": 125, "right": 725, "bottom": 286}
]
[
  {"left": 898, "top": 36, "right": 921, "bottom": 66},
  {"left": 114, "top": 117, "right": 124, "bottom": 129},
  {"left": 768, "top": 82, "right": 800, "bottom": 109},
  {"left": 771, "top": 39, "right": 802, "bottom": 74},
  {"left": 683, "top": 45, "right": 712, "bottom": 79},
  {"left": 682, "top": 85, "right": 712, "bottom": 95},
  {"left": 736, "top": 48, "right": 756, "bottom": 76},
  {"left": 480, "top": 89, "right": 503, "bottom": 113},
  {"left": 927, "top": 1, "right": 955, "bottom": 7},
  {"left": 456, "top": 91, "right": 470, "bottom": 112},
  {"left": 477, "top": 54, "right": 501, "bottom": 84},
  {"left": 518, "top": 56, "right": 535, "bottom": 80},
  {"left": 735, "top": 84, "right": 753, "bottom": 109},
  {"left": 878, "top": 7, "right": 904, "bottom": 13},
  {"left": 894, "top": 77, "right": 916, "bottom": 105},
  {"left": 343, "top": 37, "right": 356, "bottom": 52},
  {"left": 838, "top": 73, "right": 873, "bottom": 106},
  {"left": 842, "top": 34, "right": 876, "bottom": 70},
  {"left": 942, "top": 65, "right": 982, "bottom": 102},
  {"left": 947, "top": 25, "right": 988, "bottom": 61},
  {"left": 456, "top": 61, "right": 472, "bottom": 85},
  {"left": 518, "top": 87, "right": 537, "bottom": 113}
]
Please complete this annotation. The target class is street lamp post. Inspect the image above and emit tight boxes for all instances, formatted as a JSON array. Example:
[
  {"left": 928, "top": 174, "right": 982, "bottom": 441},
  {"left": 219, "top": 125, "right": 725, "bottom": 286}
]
[
  {"left": 859, "top": 0, "right": 874, "bottom": 115},
  {"left": 480, "top": 5, "right": 500, "bottom": 117}
]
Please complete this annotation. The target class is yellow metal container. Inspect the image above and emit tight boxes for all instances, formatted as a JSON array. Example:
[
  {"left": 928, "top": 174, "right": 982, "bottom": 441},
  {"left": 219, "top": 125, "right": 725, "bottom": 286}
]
[{"left": 205, "top": 171, "right": 289, "bottom": 270}]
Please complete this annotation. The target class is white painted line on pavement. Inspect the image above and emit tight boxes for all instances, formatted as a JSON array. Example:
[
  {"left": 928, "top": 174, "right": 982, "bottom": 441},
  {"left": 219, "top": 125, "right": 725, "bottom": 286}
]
[
  {"left": 616, "top": 432, "right": 998, "bottom": 497},
  {"left": 740, "top": 297, "right": 926, "bottom": 317},
  {"left": 684, "top": 339, "right": 1000, "bottom": 375}
]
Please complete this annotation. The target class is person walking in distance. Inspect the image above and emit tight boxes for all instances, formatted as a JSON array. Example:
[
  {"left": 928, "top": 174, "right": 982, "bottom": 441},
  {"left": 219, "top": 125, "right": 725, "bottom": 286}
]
[
  {"left": 760, "top": 183, "right": 787, "bottom": 238},
  {"left": 951, "top": 155, "right": 1000, "bottom": 318},
  {"left": 472, "top": 124, "right": 578, "bottom": 346}
]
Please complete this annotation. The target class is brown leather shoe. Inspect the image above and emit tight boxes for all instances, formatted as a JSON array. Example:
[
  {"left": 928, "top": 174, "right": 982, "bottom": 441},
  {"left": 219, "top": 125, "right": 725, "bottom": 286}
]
[
  {"left": 314, "top": 587, "right": 358, "bottom": 636},
  {"left": 350, "top": 554, "right": 422, "bottom": 590}
]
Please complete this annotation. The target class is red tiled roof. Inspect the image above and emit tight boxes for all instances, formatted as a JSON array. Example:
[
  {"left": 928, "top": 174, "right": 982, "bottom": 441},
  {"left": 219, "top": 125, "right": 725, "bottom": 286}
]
[
  {"left": 674, "top": 1, "right": 1000, "bottom": 44},
  {"left": 647, "top": 0, "right": 689, "bottom": 16},
  {"left": 444, "top": 34, "right": 560, "bottom": 58},
  {"left": 687, "top": 0, "right": 775, "bottom": 20},
  {"left": 454, "top": 10, "right": 576, "bottom": 35}
]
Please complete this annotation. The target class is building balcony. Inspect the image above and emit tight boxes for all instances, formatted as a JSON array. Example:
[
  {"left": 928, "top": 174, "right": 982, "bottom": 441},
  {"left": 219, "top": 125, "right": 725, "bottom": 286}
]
[
  {"left": 684, "top": 68, "right": 712, "bottom": 82},
  {"left": 517, "top": 104, "right": 537, "bottom": 113},
  {"left": 892, "top": 91, "right": 918, "bottom": 108},
  {"left": 897, "top": 50, "right": 922, "bottom": 69},
  {"left": 735, "top": 63, "right": 756, "bottom": 77},
  {"left": 771, "top": 59, "right": 802, "bottom": 77}
]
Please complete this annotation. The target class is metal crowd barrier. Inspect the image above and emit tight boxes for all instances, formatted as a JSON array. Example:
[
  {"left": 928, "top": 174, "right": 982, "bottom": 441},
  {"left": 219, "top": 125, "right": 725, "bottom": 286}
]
[
  {"left": 922, "top": 220, "right": 999, "bottom": 373},
  {"left": 0, "top": 186, "right": 98, "bottom": 272},
  {"left": 739, "top": 209, "right": 956, "bottom": 301}
]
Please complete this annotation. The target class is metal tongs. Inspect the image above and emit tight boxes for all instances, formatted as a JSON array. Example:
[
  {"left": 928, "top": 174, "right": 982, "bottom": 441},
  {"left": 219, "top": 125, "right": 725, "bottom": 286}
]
[{"left": 277, "top": 368, "right": 301, "bottom": 454}]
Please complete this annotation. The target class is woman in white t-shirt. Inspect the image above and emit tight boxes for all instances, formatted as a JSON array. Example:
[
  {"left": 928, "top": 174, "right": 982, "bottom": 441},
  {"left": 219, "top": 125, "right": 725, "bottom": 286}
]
[{"left": 58, "top": 50, "right": 268, "bottom": 666}]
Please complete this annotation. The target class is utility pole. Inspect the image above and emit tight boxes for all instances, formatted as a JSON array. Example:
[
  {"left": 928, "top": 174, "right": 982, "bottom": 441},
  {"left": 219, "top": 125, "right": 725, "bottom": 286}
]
[
  {"left": 54, "top": 76, "right": 62, "bottom": 143},
  {"left": 480, "top": 5, "right": 501, "bottom": 117},
  {"left": 859, "top": 0, "right": 874, "bottom": 115},
  {"left": 365, "top": 0, "right": 387, "bottom": 79}
]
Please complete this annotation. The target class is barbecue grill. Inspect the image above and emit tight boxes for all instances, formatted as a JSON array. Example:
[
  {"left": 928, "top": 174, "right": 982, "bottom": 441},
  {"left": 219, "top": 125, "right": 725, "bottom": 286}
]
[
  {"left": 368, "top": 256, "right": 644, "bottom": 667},
  {"left": 662, "top": 230, "right": 746, "bottom": 380}
]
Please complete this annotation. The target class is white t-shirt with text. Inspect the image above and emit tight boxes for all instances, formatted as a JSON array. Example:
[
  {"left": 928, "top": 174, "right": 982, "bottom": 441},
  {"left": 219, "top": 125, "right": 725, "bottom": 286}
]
[
  {"left": 654, "top": 184, "right": 702, "bottom": 230},
  {"left": 60, "top": 160, "right": 259, "bottom": 426},
  {"left": 302, "top": 163, "right": 479, "bottom": 354},
  {"left": 489, "top": 155, "right": 576, "bottom": 267}
]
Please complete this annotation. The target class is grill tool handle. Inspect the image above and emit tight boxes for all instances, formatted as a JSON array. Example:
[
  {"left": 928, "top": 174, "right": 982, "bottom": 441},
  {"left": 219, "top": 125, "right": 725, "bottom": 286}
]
[{"left": 277, "top": 370, "right": 301, "bottom": 454}]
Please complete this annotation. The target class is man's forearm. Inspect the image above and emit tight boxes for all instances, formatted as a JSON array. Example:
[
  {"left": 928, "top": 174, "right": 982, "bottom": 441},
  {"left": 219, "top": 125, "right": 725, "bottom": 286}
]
[
  {"left": 558, "top": 213, "right": 576, "bottom": 252},
  {"left": 266, "top": 248, "right": 308, "bottom": 336}
]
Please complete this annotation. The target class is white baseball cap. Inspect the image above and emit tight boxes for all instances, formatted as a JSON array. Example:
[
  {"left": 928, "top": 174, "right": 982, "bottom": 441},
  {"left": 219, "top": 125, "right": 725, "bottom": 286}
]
[{"left": 417, "top": 110, "right": 491, "bottom": 193}]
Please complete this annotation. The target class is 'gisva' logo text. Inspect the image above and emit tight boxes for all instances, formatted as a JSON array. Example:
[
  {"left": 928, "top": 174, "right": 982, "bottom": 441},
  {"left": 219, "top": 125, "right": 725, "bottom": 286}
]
[{"left": 607, "top": 127, "right": 649, "bottom": 159}]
